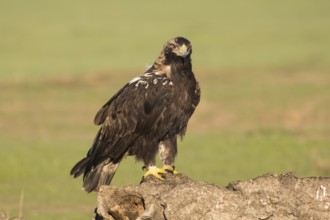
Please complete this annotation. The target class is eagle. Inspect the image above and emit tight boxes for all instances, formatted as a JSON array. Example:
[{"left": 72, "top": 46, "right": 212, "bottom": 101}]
[{"left": 70, "top": 37, "right": 200, "bottom": 192}]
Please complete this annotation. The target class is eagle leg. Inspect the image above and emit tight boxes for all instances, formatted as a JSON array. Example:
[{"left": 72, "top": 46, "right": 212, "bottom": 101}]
[
  {"left": 158, "top": 138, "right": 179, "bottom": 174},
  {"left": 143, "top": 166, "right": 167, "bottom": 179}
]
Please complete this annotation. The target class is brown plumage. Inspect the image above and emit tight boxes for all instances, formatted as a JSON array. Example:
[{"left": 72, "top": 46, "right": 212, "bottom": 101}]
[{"left": 70, "top": 37, "right": 200, "bottom": 192}]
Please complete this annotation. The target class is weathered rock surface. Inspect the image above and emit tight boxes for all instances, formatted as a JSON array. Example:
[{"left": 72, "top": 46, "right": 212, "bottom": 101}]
[{"left": 95, "top": 173, "right": 330, "bottom": 220}]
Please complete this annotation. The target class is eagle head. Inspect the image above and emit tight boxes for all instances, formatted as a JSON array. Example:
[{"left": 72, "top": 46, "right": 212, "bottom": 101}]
[
  {"left": 151, "top": 37, "right": 193, "bottom": 73},
  {"left": 163, "top": 37, "right": 192, "bottom": 60}
]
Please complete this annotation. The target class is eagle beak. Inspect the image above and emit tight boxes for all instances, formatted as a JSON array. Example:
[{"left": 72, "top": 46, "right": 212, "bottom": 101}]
[{"left": 179, "top": 44, "right": 189, "bottom": 58}]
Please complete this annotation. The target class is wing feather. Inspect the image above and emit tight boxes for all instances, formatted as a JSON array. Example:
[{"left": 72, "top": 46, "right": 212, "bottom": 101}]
[
  {"left": 87, "top": 73, "right": 174, "bottom": 166},
  {"left": 94, "top": 86, "right": 126, "bottom": 125}
]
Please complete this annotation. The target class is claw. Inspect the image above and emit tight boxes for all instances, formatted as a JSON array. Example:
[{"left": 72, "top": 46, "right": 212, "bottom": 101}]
[
  {"left": 143, "top": 166, "right": 167, "bottom": 179},
  {"left": 163, "top": 165, "right": 179, "bottom": 174}
]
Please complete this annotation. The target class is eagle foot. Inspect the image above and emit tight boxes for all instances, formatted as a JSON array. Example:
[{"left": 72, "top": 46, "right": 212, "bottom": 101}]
[
  {"left": 142, "top": 166, "right": 167, "bottom": 180},
  {"left": 163, "top": 165, "right": 179, "bottom": 174}
]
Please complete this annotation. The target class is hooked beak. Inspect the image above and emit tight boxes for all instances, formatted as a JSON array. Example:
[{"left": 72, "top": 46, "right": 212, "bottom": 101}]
[{"left": 178, "top": 44, "right": 189, "bottom": 58}]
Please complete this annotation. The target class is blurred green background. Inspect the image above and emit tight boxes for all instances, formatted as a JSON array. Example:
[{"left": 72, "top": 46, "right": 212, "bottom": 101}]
[{"left": 1, "top": 0, "right": 330, "bottom": 219}]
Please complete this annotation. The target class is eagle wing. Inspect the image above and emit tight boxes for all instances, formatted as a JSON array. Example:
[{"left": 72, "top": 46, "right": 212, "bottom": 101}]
[{"left": 87, "top": 73, "right": 174, "bottom": 164}]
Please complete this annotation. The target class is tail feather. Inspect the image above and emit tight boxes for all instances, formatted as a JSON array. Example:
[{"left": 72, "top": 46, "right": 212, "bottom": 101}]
[
  {"left": 82, "top": 162, "right": 119, "bottom": 192},
  {"left": 70, "top": 157, "right": 90, "bottom": 178},
  {"left": 70, "top": 130, "right": 133, "bottom": 192},
  {"left": 70, "top": 157, "right": 120, "bottom": 192}
]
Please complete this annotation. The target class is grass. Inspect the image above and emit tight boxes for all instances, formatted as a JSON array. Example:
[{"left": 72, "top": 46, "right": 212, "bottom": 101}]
[
  {"left": 1, "top": 0, "right": 330, "bottom": 79},
  {"left": 1, "top": 0, "right": 330, "bottom": 219},
  {"left": 1, "top": 71, "right": 329, "bottom": 219}
]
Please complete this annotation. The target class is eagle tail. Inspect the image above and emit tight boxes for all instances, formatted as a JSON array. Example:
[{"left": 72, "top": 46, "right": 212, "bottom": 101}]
[
  {"left": 70, "top": 157, "right": 90, "bottom": 178},
  {"left": 70, "top": 157, "right": 120, "bottom": 192},
  {"left": 82, "top": 161, "right": 119, "bottom": 193}
]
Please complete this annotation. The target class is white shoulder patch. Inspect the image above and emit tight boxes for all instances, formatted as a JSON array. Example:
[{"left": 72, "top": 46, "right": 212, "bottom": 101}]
[
  {"left": 129, "top": 72, "right": 153, "bottom": 85},
  {"left": 135, "top": 80, "right": 148, "bottom": 87},
  {"left": 129, "top": 76, "right": 141, "bottom": 84},
  {"left": 144, "top": 72, "right": 153, "bottom": 77}
]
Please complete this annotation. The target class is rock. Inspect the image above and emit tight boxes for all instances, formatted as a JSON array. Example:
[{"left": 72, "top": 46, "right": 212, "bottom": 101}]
[{"left": 94, "top": 173, "right": 330, "bottom": 220}]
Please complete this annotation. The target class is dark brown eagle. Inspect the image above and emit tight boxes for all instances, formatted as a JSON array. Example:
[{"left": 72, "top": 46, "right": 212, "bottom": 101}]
[{"left": 70, "top": 37, "right": 200, "bottom": 192}]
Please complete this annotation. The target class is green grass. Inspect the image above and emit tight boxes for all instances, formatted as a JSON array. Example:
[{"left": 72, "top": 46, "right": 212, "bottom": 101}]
[
  {"left": 1, "top": 71, "right": 329, "bottom": 219},
  {"left": 1, "top": 0, "right": 330, "bottom": 79},
  {"left": 1, "top": 0, "right": 330, "bottom": 219}
]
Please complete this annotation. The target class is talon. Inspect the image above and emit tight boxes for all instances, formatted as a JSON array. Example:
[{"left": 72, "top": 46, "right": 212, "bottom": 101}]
[
  {"left": 143, "top": 166, "right": 166, "bottom": 179},
  {"left": 163, "top": 165, "right": 179, "bottom": 174}
]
